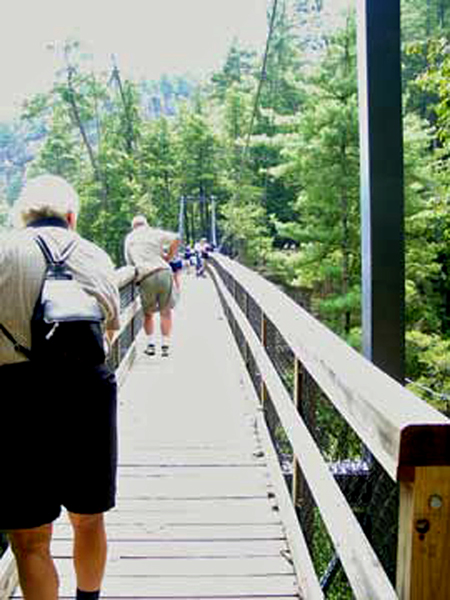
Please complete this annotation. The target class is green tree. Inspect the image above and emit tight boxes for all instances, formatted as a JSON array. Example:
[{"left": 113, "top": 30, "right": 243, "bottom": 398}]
[
  {"left": 210, "top": 40, "right": 257, "bottom": 101},
  {"left": 175, "top": 99, "right": 220, "bottom": 243},
  {"left": 267, "top": 15, "right": 361, "bottom": 338},
  {"left": 139, "top": 117, "right": 179, "bottom": 228}
]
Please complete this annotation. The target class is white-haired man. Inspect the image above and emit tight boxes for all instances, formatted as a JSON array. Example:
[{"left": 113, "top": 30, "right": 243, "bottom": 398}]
[
  {"left": 0, "top": 174, "right": 120, "bottom": 600},
  {"left": 124, "top": 215, "right": 180, "bottom": 357}
]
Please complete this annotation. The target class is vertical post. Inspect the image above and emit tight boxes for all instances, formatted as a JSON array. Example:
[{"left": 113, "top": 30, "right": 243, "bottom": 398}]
[
  {"left": 178, "top": 196, "right": 185, "bottom": 242},
  {"left": 396, "top": 467, "right": 450, "bottom": 599},
  {"left": 190, "top": 197, "right": 196, "bottom": 244},
  {"left": 291, "top": 358, "right": 302, "bottom": 505},
  {"left": 357, "top": 1, "right": 418, "bottom": 596},
  {"left": 291, "top": 358, "right": 315, "bottom": 550},
  {"left": 356, "top": 0, "right": 405, "bottom": 383},
  {"left": 211, "top": 196, "right": 218, "bottom": 248},
  {"left": 260, "top": 313, "right": 268, "bottom": 409},
  {"left": 243, "top": 293, "right": 249, "bottom": 366}
]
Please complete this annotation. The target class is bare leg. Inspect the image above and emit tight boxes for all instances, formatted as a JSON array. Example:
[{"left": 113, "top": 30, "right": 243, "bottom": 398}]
[
  {"left": 68, "top": 512, "right": 107, "bottom": 593},
  {"left": 8, "top": 524, "right": 58, "bottom": 600},
  {"left": 160, "top": 307, "right": 172, "bottom": 338},
  {"left": 144, "top": 312, "right": 155, "bottom": 336}
]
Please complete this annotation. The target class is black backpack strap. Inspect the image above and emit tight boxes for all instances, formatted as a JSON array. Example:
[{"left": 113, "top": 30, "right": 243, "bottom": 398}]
[
  {"left": 34, "top": 234, "right": 77, "bottom": 266},
  {"left": 0, "top": 323, "right": 32, "bottom": 359}
]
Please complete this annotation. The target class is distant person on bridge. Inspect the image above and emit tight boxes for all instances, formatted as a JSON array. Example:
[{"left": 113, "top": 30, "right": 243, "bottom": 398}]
[
  {"left": 0, "top": 175, "right": 120, "bottom": 600},
  {"left": 124, "top": 215, "right": 180, "bottom": 358},
  {"left": 194, "top": 238, "right": 210, "bottom": 277},
  {"left": 169, "top": 251, "right": 183, "bottom": 292}
]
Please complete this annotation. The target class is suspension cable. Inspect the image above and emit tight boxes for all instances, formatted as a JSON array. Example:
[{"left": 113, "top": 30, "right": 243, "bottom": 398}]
[{"left": 239, "top": 0, "right": 279, "bottom": 175}]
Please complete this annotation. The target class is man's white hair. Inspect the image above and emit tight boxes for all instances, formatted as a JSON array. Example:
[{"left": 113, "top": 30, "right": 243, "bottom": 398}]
[
  {"left": 13, "top": 174, "right": 80, "bottom": 228},
  {"left": 132, "top": 215, "right": 148, "bottom": 229}
]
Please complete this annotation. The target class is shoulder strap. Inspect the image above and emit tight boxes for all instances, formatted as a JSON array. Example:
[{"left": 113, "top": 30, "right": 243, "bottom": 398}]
[
  {"left": 34, "top": 233, "right": 77, "bottom": 266},
  {"left": 0, "top": 323, "right": 32, "bottom": 359}
]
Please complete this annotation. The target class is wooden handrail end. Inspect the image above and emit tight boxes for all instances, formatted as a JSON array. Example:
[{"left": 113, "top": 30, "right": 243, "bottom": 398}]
[{"left": 398, "top": 423, "right": 450, "bottom": 480}]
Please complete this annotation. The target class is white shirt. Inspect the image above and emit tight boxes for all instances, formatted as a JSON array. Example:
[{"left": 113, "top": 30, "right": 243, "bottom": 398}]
[{"left": 124, "top": 225, "right": 179, "bottom": 281}]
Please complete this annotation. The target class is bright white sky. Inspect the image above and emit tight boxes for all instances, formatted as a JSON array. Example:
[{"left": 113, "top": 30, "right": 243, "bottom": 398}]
[{"left": 0, "top": 0, "right": 269, "bottom": 121}]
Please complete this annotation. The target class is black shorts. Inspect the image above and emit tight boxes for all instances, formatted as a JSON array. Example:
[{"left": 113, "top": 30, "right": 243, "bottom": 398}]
[{"left": 0, "top": 361, "right": 118, "bottom": 531}]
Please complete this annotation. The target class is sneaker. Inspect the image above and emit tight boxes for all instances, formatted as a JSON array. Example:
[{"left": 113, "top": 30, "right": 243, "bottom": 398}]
[
  {"left": 144, "top": 344, "right": 156, "bottom": 356},
  {"left": 161, "top": 345, "right": 170, "bottom": 358}
]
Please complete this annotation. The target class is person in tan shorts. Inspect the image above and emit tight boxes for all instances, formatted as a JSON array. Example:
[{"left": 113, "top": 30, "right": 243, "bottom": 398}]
[{"left": 124, "top": 215, "right": 180, "bottom": 357}]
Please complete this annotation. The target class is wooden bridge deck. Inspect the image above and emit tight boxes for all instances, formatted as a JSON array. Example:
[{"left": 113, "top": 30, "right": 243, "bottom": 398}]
[{"left": 19, "top": 273, "right": 300, "bottom": 598}]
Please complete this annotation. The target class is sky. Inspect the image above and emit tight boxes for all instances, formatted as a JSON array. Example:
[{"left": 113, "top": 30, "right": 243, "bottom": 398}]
[{"left": 0, "top": 0, "right": 269, "bottom": 122}]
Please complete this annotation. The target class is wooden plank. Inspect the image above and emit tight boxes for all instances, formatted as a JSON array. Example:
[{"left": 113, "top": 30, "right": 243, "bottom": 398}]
[
  {"left": 22, "top": 574, "right": 299, "bottom": 597},
  {"left": 53, "top": 556, "right": 295, "bottom": 577},
  {"left": 117, "top": 465, "right": 268, "bottom": 477},
  {"left": 114, "top": 472, "right": 271, "bottom": 497},
  {"left": 397, "top": 466, "right": 450, "bottom": 600},
  {"left": 105, "top": 498, "right": 280, "bottom": 523},
  {"left": 52, "top": 539, "right": 291, "bottom": 559},
  {"left": 211, "top": 255, "right": 450, "bottom": 480},
  {"left": 118, "top": 461, "right": 265, "bottom": 469},
  {"left": 102, "top": 510, "right": 281, "bottom": 527},
  {"left": 15, "top": 594, "right": 297, "bottom": 600},
  {"left": 211, "top": 264, "right": 397, "bottom": 600},
  {"left": 119, "top": 460, "right": 266, "bottom": 470},
  {"left": 53, "top": 523, "right": 286, "bottom": 541}
]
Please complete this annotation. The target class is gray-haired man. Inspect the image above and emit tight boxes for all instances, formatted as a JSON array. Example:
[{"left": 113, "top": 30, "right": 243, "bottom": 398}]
[
  {"left": 124, "top": 215, "right": 180, "bottom": 357},
  {"left": 0, "top": 174, "right": 120, "bottom": 600}
]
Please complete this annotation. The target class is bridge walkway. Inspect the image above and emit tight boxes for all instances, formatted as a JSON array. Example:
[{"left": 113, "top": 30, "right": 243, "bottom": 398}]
[{"left": 38, "top": 273, "right": 300, "bottom": 598}]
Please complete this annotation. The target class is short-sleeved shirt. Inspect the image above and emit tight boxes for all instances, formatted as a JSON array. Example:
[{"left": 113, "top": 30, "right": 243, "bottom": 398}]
[
  {"left": 0, "top": 226, "right": 120, "bottom": 366},
  {"left": 124, "top": 225, "right": 179, "bottom": 282}
]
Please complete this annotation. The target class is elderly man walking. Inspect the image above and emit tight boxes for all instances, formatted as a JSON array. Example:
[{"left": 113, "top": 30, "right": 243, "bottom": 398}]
[
  {"left": 0, "top": 174, "right": 120, "bottom": 600},
  {"left": 124, "top": 215, "right": 180, "bottom": 357}
]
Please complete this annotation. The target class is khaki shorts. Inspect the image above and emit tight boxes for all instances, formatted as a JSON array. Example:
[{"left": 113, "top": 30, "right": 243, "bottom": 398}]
[{"left": 139, "top": 269, "right": 176, "bottom": 313}]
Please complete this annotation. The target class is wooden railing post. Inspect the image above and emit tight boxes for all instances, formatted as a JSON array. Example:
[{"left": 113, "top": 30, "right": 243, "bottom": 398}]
[
  {"left": 292, "top": 358, "right": 315, "bottom": 551},
  {"left": 260, "top": 313, "right": 268, "bottom": 409},
  {"left": 231, "top": 276, "right": 238, "bottom": 339},
  {"left": 397, "top": 466, "right": 450, "bottom": 600},
  {"left": 292, "top": 357, "right": 303, "bottom": 506},
  {"left": 243, "top": 293, "right": 250, "bottom": 366}
]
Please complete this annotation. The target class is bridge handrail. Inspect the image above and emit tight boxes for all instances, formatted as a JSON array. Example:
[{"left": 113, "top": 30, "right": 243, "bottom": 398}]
[
  {"left": 0, "top": 266, "right": 142, "bottom": 600},
  {"left": 209, "top": 253, "right": 450, "bottom": 600},
  {"left": 211, "top": 255, "right": 449, "bottom": 480}
]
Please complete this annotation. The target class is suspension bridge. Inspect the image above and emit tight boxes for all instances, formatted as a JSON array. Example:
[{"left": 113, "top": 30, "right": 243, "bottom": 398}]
[
  {"left": 1, "top": 1, "right": 448, "bottom": 598},
  {"left": 1, "top": 254, "right": 450, "bottom": 600}
]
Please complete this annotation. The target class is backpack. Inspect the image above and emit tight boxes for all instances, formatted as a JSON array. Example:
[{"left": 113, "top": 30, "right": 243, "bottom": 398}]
[{"left": 0, "top": 233, "right": 106, "bottom": 365}]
